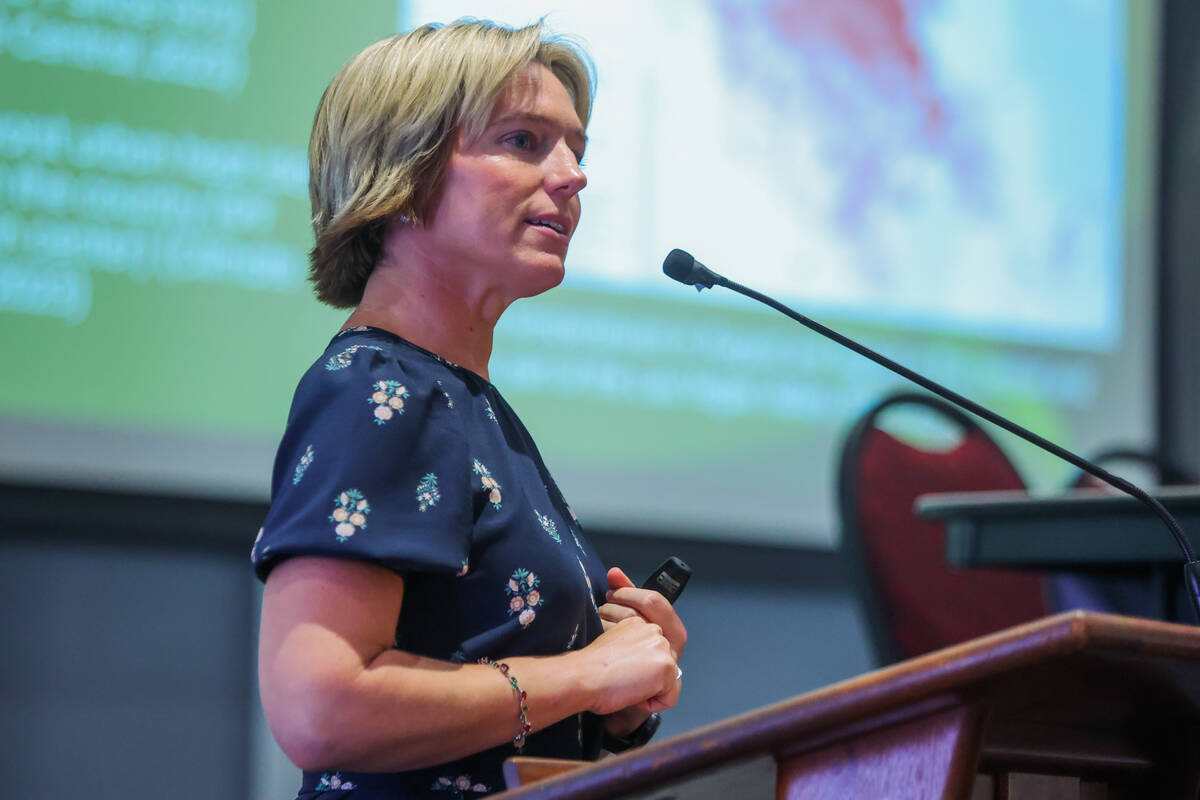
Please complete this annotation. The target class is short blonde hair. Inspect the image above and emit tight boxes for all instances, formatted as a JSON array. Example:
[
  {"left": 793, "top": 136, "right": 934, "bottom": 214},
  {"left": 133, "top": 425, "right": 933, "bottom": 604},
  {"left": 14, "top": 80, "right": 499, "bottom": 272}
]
[{"left": 307, "top": 18, "right": 594, "bottom": 308}]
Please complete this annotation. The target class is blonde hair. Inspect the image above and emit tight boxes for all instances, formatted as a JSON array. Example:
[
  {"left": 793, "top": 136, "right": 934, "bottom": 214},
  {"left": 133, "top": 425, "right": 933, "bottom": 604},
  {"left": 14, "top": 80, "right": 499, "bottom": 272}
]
[{"left": 307, "top": 18, "right": 594, "bottom": 308}]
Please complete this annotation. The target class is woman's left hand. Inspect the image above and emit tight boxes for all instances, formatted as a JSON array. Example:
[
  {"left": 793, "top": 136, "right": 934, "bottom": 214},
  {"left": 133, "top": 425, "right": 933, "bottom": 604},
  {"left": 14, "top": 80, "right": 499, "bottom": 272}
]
[{"left": 598, "top": 566, "right": 688, "bottom": 736}]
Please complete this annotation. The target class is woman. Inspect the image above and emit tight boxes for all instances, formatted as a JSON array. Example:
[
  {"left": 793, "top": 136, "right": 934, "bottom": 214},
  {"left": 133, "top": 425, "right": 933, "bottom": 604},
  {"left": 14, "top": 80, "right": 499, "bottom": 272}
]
[{"left": 252, "top": 18, "right": 687, "bottom": 799}]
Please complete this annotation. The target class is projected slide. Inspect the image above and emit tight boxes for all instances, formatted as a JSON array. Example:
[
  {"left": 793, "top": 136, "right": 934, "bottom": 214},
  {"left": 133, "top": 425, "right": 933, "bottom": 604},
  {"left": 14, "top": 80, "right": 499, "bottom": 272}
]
[
  {"left": 0, "top": 0, "right": 1156, "bottom": 545},
  {"left": 414, "top": 0, "right": 1122, "bottom": 347},
  {"left": 0, "top": 1, "right": 388, "bottom": 434},
  {"left": 0, "top": 1, "right": 299, "bottom": 321}
]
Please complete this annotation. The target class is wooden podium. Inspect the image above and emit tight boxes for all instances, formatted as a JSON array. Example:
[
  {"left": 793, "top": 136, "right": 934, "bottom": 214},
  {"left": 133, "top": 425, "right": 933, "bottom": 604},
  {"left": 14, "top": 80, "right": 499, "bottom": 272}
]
[{"left": 496, "top": 612, "right": 1200, "bottom": 799}]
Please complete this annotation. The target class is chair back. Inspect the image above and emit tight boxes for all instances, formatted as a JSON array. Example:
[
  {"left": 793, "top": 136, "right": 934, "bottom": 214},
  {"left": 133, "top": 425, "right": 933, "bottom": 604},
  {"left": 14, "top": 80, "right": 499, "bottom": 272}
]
[
  {"left": 838, "top": 391, "right": 1049, "bottom": 664},
  {"left": 1068, "top": 447, "right": 1197, "bottom": 490}
]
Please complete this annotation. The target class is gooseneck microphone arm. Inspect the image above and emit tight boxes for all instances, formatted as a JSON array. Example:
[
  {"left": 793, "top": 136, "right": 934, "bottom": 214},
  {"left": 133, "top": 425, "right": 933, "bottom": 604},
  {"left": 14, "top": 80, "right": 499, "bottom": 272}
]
[{"left": 662, "top": 248, "right": 1200, "bottom": 618}]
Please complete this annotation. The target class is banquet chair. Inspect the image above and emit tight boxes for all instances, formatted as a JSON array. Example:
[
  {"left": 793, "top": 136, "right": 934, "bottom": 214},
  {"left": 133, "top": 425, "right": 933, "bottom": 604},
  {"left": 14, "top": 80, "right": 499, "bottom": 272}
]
[{"left": 837, "top": 390, "right": 1050, "bottom": 665}]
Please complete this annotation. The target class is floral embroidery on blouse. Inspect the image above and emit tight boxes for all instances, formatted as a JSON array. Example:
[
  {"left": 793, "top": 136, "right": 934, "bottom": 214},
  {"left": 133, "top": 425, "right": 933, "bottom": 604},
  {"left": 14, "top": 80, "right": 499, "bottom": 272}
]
[
  {"left": 567, "top": 621, "right": 580, "bottom": 649},
  {"left": 534, "top": 510, "right": 561, "bottom": 544},
  {"left": 436, "top": 379, "right": 454, "bottom": 408},
  {"left": 458, "top": 558, "right": 469, "bottom": 576},
  {"left": 368, "top": 379, "right": 409, "bottom": 425},
  {"left": 292, "top": 445, "right": 315, "bottom": 485},
  {"left": 472, "top": 459, "right": 502, "bottom": 509},
  {"left": 577, "top": 557, "right": 598, "bottom": 612},
  {"left": 432, "top": 775, "right": 490, "bottom": 795},
  {"left": 315, "top": 772, "right": 357, "bottom": 791},
  {"left": 507, "top": 568, "right": 541, "bottom": 628},
  {"left": 330, "top": 489, "right": 370, "bottom": 541},
  {"left": 416, "top": 473, "right": 440, "bottom": 512},
  {"left": 484, "top": 399, "right": 497, "bottom": 422},
  {"left": 560, "top": 497, "right": 584, "bottom": 551},
  {"left": 324, "top": 343, "right": 384, "bottom": 371}
]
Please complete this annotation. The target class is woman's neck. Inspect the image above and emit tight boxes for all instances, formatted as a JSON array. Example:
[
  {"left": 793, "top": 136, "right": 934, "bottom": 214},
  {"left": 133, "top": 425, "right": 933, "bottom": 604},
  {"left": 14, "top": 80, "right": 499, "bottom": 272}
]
[{"left": 346, "top": 262, "right": 506, "bottom": 382}]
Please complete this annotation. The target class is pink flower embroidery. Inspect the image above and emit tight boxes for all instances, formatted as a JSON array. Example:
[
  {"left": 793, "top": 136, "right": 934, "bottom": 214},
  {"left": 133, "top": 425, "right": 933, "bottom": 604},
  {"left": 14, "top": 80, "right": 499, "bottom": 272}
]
[
  {"left": 330, "top": 490, "right": 370, "bottom": 542},
  {"left": 506, "top": 568, "right": 542, "bottom": 628},
  {"left": 473, "top": 460, "right": 503, "bottom": 510},
  {"left": 368, "top": 380, "right": 408, "bottom": 426}
]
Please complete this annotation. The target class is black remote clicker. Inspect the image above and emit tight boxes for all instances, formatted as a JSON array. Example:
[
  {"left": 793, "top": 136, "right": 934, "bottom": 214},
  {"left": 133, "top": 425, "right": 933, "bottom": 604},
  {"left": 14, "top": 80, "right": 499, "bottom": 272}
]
[{"left": 641, "top": 556, "right": 692, "bottom": 604}]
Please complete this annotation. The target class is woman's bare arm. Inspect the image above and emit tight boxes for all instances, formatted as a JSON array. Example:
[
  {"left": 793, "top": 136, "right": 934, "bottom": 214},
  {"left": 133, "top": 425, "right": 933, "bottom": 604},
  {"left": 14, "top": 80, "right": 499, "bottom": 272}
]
[{"left": 259, "top": 556, "right": 678, "bottom": 773}]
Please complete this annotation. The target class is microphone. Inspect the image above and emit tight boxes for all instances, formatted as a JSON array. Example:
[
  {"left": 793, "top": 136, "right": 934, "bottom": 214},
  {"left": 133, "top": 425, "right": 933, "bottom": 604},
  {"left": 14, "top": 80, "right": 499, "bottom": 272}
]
[
  {"left": 663, "top": 249, "right": 726, "bottom": 290},
  {"left": 662, "top": 248, "right": 1200, "bottom": 621}
]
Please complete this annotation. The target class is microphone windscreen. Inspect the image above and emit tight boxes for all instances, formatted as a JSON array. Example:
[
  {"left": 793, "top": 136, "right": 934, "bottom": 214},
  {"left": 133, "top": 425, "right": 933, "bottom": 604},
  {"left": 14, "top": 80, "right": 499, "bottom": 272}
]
[{"left": 663, "top": 249, "right": 697, "bottom": 284}]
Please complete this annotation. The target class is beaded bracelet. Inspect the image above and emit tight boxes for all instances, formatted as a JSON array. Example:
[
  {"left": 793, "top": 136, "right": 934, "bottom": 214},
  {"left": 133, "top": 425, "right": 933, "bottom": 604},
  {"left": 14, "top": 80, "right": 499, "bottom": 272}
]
[{"left": 479, "top": 657, "right": 532, "bottom": 750}]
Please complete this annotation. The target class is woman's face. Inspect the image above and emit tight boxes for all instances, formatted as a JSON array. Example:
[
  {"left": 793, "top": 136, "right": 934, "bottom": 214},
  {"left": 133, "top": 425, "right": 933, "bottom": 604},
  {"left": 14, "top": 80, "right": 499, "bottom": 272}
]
[{"left": 421, "top": 62, "right": 588, "bottom": 303}]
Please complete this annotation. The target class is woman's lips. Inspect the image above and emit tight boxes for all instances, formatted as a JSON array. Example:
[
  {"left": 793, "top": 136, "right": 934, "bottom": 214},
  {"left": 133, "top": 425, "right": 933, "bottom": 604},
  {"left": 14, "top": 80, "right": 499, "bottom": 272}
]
[{"left": 526, "top": 219, "right": 571, "bottom": 247}]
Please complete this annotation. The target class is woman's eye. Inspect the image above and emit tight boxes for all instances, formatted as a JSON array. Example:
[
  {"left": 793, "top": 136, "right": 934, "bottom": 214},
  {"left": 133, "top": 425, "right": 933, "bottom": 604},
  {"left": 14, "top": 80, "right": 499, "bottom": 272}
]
[{"left": 507, "top": 132, "right": 535, "bottom": 150}]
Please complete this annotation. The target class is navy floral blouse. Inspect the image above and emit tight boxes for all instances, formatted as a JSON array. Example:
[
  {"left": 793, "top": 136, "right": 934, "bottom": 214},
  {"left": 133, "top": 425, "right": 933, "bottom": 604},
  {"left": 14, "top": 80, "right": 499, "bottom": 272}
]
[{"left": 253, "top": 326, "right": 610, "bottom": 799}]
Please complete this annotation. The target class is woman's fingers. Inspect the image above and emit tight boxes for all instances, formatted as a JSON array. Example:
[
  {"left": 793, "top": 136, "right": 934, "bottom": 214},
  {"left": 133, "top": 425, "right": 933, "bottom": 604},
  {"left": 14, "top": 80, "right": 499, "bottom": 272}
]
[
  {"left": 606, "top": 566, "right": 636, "bottom": 591},
  {"left": 637, "top": 655, "right": 683, "bottom": 714},
  {"left": 598, "top": 601, "right": 638, "bottom": 624},
  {"left": 604, "top": 585, "right": 687, "bottom": 659},
  {"left": 584, "top": 616, "right": 680, "bottom": 715}
]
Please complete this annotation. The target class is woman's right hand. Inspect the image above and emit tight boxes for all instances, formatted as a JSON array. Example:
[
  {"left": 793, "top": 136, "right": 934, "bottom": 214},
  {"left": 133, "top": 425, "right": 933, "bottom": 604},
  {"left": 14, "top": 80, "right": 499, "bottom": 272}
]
[{"left": 578, "top": 615, "right": 680, "bottom": 716}]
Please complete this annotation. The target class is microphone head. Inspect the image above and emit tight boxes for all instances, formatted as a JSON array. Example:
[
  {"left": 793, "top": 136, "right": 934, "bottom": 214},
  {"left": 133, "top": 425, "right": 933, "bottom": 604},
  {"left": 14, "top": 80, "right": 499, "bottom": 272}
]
[
  {"left": 662, "top": 248, "right": 723, "bottom": 289},
  {"left": 663, "top": 249, "right": 698, "bottom": 284}
]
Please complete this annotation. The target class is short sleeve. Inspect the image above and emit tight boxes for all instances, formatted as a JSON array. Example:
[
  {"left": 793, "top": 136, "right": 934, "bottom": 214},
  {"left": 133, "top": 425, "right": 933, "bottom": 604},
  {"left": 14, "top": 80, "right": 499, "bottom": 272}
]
[{"left": 253, "top": 343, "right": 472, "bottom": 581}]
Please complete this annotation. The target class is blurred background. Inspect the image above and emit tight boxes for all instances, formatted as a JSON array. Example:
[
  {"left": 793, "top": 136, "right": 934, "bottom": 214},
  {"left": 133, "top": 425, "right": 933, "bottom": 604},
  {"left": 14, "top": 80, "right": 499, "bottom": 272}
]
[{"left": 1, "top": 0, "right": 1197, "bottom": 797}]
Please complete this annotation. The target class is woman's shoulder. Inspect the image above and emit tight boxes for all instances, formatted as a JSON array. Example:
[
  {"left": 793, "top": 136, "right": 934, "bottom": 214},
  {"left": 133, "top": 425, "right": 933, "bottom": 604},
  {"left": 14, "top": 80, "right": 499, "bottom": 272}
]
[
  {"left": 316, "top": 326, "right": 456, "bottom": 379},
  {"left": 294, "top": 326, "right": 471, "bottom": 406},
  {"left": 255, "top": 329, "right": 480, "bottom": 580},
  {"left": 270, "top": 327, "right": 478, "bottom": 455}
]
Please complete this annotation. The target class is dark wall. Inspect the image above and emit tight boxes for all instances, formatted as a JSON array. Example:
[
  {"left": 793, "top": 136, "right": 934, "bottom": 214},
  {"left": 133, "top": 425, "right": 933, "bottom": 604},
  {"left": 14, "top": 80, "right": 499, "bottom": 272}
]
[
  {"left": 0, "top": 486, "right": 259, "bottom": 799},
  {"left": 1159, "top": 0, "right": 1200, "bottom": 476}
]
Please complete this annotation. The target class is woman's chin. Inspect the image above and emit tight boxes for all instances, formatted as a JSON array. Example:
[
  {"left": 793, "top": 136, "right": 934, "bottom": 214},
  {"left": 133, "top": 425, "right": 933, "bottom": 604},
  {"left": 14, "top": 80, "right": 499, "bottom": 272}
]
[{"left": 515, "top": 259, "right": 567, "bottom": 298}]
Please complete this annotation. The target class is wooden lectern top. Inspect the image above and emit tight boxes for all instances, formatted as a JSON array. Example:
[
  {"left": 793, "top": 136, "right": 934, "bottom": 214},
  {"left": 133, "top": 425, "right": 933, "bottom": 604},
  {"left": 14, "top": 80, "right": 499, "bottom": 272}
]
[{"left": 495, "top": 611, "right": 1200, "bottom": 799}]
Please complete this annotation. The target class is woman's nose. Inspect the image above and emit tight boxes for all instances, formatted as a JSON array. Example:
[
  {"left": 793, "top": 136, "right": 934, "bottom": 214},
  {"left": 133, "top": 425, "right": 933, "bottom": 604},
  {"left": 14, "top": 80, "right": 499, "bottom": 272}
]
[{"left": 546, "top": 141, "right": 587, "bottom": 196}]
